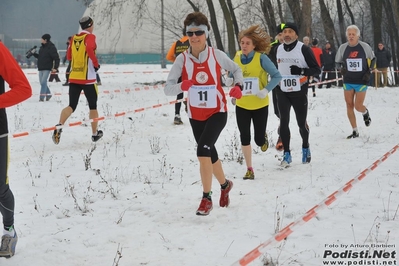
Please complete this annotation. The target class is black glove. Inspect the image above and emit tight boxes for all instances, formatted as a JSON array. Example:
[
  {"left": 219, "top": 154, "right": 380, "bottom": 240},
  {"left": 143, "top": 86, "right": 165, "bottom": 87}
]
[
  {"left": 362, "top": 71, "right": 371, "bottom": 82},
  {"left": 340, "top": 68, "right": 347, "bottom": 76},
  {"left": 94, "top": 65, "right": 100, "bottom": 72},
  {"left": 290, "top": 65, "right": 303, "bottom": 75}
]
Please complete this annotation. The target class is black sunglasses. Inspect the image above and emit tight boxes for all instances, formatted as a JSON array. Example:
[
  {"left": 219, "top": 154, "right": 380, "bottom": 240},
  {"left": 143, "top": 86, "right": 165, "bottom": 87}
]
[{"left": 187, "top": 31, "right": 205, "bottom": 37}]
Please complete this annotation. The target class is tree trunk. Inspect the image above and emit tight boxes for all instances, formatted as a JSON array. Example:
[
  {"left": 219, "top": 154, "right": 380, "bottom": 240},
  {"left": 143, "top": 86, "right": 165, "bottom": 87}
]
[
  {"left": 186, "top": 0, "right": 200, "bottom": 11},
  {"left": 343, "top": 0, "right": 355, "bottom": 25},
  {"left": 383, "top": 0, "right": 399, "bottom": 85},
  {"left": 286, "top": 0, "right": 301, "bottom": 26},
  {"left": 336, "top": 0, "right": 346, "bottom": 45},
  {"left": 276, "top": 0, "right": 284, "bottom": 22},
  {"left": 370, "top": 0, "right": 383, "bottom": 50},
  {"left": 226, "top": 0, "right": 239, "bottom": 41},
  {"left": 206, "top": 0, "right": 224, "bottom": 51},
  {"left": 218, "top": 0, "right": 236, "bottom": 57},
  {"left": 300, "top": 0, "right": 312, "bottom": 38},
  {"left": 319, "top": 0, "right": 336, "bottom": 50},
  {"left": 261, "top": 0, "right": 277, "bottom": 37}
]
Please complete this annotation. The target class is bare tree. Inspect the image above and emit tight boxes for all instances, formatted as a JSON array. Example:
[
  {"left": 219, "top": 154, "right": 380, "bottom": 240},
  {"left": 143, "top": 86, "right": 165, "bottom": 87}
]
[
  {"left": 370, "top": 0, "right": 383, "bottom": 50},
  {"left": 342, "top": 0, "right": 355, "bottom": 24},
  {"left": 286, "top": 0, "right": 312, "bottom": 38},
  {"left": 186, "top": 0, "right": 200, "bottom": 11},
  {"left": 206, "top": 0, "right": 224, "bottom": 51},
  {"left": 382, "top": 0, "right": 399, "bottom": 84},
  {"left": 226, "top": 0, "right": 240, "bottom": 47},
  {"left": 319, "top": 0, "right": 336, "bottom": 49},
  {"left": 336, "top": 0, "right": 347, "bottom": 44},
  {"left": 260, "top": 0, "right": 278, "bottom": 38},
  {"left": 219, "top": 0, "right": 236, "bottom": 57},
  {"left": 301, "top": 0, "right": 312, "bottom": 38}
]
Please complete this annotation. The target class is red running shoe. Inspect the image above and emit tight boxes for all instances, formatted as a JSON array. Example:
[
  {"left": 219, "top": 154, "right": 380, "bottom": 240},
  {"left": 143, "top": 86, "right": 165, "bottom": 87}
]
[
  {"left": 196, "top": 198, "right": 213, "bottom": 216},
  {"left": 219, "top": 180, "right": 233, "bottom": 207}
]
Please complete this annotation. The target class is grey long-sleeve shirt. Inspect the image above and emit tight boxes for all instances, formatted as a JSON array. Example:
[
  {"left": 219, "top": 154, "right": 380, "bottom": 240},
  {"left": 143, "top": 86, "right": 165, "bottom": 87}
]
[{"left": 164, "top": 45, "right": 243, "bottom": 96}]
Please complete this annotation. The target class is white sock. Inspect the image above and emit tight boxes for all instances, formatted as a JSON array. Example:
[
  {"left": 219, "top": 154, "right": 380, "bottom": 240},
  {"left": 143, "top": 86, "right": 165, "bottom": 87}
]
[
  {"left": 362, "top": 109, "right": 368, "bottom": 115},
  {"left": 353, "top": 127, "right": 358, "bottom": 132},
  {"left": 3, "top": 228, "right": 15, "bottom": 237}
]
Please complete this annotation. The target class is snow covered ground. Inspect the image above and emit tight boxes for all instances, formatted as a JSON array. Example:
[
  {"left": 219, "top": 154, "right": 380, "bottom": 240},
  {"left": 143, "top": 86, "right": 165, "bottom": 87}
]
[{"left": 2, "top": 64, "right": 398, "bottom": 266}]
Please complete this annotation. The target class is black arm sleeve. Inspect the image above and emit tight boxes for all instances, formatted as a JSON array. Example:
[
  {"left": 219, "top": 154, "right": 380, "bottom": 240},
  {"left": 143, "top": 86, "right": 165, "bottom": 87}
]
[{"left": 50, "top": 46, "right": 60, "bottom": 69}]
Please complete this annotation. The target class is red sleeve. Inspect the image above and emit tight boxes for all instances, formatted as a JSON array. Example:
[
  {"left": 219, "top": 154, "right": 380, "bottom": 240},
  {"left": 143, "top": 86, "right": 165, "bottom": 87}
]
[
  {"left": 67, "top": 38, "right": 72, "bottom": 61},
  {"left": 85, "top": 34, "right": 99, "bottom": 67},
  {"left": 0, "top": 42, "right": 32, "bottom": 108}
]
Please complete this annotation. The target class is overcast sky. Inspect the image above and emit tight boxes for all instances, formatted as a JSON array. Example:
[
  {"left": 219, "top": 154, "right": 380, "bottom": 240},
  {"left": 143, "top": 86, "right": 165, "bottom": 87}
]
[{"left": 0, "top": 0, "right": 88, "bottom": 47}]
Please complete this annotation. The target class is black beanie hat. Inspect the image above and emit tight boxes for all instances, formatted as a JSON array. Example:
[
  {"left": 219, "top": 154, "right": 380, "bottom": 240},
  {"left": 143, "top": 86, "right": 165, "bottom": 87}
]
[
  {"left": 282, "top": 22, "right": 299, "bottom": 35},
  {"left": 276, "top": 23, "right": 285, "bottom": 35},
  {"left": 42, "top": 34, "right": 51, "bottom": 41},
  {"left": 312, "top": 38, "right": 319, "bottom": 46},
  {"left": 79, "top": 16, "right": 94, "bottom": 30}
]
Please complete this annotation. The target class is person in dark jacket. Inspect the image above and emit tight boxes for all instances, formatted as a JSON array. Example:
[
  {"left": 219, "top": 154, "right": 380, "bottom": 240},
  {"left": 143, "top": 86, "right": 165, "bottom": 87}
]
[
  {"left": 166, "top": 29, "right": 189, "bottom": 125},
  {"left": 375, "top": 42, "right": 391, "bottom": 87},
  {"left": 319, "top": 41, "right": 336, "bottom": 88},
  {"left": 32, "top": 34, "right": 60, "bottom": 101},
  {"left": 62, "top": 36, "right": 72, "bottom": 86},
  {"left": 268, "top": 23, "right": 284, "bottom": 151}
]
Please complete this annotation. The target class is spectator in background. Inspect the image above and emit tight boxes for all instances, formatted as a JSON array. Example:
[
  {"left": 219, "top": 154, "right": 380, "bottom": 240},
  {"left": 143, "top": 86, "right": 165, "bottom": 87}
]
[
  {"left": 32, "top": 34, "right": 60, "bottom": 101},
  {"left": 166, "top": 29, "right": 189, "bottom": 125},
  {"left": 375, "top": 42, "right": 391, "bottom": 87},
  {"left": 63, "top": 36, "right": 72, "bottom": 86},
  {"left": 320, "top": 41, "right": 336, "bottom": 89},
  {"left": 310, "top": 38, "right": 323, "bottom": 97},
  {"left": 303, "top": 36, "right": 310, "bottom": 46},
  {"left": 0, "top": 41, "right": 32, "bottom": 258}
]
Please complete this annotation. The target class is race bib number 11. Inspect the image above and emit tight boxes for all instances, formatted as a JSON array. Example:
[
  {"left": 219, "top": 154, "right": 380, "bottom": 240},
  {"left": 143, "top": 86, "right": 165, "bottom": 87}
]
[{"left": 189, "top": 85, "right": 217, "bottom": 108}]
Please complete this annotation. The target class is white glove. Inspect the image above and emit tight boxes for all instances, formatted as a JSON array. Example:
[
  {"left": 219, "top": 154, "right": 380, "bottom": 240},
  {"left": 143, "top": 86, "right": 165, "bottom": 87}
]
[
  {"left": 256, "top": 89, "right": 268, "bottom": 99},
  {"left": 225, "top": 77, "right": 234, "bottom": 87}
]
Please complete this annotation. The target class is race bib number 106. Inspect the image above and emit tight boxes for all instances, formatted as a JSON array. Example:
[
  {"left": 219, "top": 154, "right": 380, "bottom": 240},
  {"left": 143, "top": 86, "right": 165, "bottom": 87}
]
[{"left": 280, "top": 75, "right": 301, "bottom": 92}]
